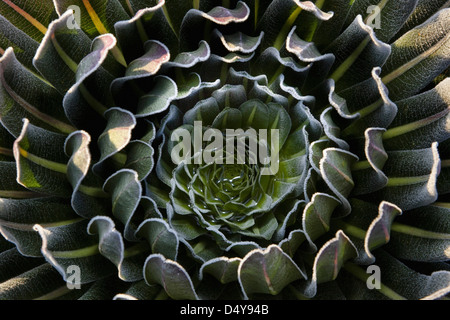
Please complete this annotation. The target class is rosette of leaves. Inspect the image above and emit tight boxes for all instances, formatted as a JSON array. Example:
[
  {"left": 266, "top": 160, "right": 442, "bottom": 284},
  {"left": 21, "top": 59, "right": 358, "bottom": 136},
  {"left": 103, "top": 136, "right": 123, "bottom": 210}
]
[{"left": 0, "top": 0, "right": 449, "bottom": 300}]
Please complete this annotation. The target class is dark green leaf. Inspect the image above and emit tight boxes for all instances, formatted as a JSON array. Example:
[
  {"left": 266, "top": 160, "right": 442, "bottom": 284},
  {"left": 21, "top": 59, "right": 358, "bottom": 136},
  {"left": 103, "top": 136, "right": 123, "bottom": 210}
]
[
  {"left": 319, "top": 148, "right": 358, "bottom": 216},
  {"left": 0, "top": 197, "right": 81, "bottom": 257},
  {"left": 381, "top": 8, "right": 450, "bottom": 101},
  {"left": 103, "top": 169, "right": 142, "bottom": 241},
  {"left": 0, "top": 263, "right": 75, "bottom": 300},
  {"left": 88, "top": 216, "right": 149, "bottom": 281},
  {"left": 200, "top": 257, "right": 241, "bottom": 284},
  {"left": 382, "top": 78, "right": 450, "bottom": 151},
  {"left": 93, "top": 107, "right": 136, "bottom": 177},
  {"left": 386, "top": 204, "right": 450, "bottom": 262},
  {"left": 327, "top": 15, "right": 391, "bottom": 91},
  {"left": 136, "top": 218, "right": 179, "bottom": 260},
  {"left": 0, "top": 48, "right": 74, "bottom": 137},
  {"left": 143, "top": 253, "right": 199, "bottom": 300},
  {"left": 346, "top": 0, "right": 418, "bottom": 43},
  {"left": 238, "top": 244, "right": 306, "bottom": 298},
  {"left": 65, "top": 130, "right": 109, "bottom": 219},
  {"left": 33, "top": 10, "right": 92, "bottom": 93},
  {"left": 35, "top": 220, "right": 116, "bottom": 284},
  {"left": 14, "top": 119, "right": 72, "bottom": 197},
  {"left": 377, "top": 143, "right": 440, "bottom": 210},
  {"left": 0, "top": 0, "right": 57, "bottom": 70},
  {"left": 298, "top": 230, "right": 358, "bottom": 298}
]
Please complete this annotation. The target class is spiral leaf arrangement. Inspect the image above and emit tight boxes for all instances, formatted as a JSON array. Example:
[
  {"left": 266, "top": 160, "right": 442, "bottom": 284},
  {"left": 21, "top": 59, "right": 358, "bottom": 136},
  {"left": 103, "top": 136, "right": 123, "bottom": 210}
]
[{"left": 0, "top": 0, "right": 449, "bottom": 300}]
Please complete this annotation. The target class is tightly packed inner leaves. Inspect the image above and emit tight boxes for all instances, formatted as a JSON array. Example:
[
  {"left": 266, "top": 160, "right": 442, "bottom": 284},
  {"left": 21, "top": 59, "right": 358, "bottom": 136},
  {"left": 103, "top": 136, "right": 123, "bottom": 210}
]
[{"left": 0, "top": 0, "right": 449, "bottom": 300}]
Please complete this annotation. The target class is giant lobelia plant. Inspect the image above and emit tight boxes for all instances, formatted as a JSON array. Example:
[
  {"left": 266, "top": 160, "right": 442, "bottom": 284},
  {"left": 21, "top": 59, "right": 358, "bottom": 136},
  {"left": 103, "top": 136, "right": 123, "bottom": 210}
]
[{"left": 0, "top": 0, "right": 449, "bottom": 300}]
